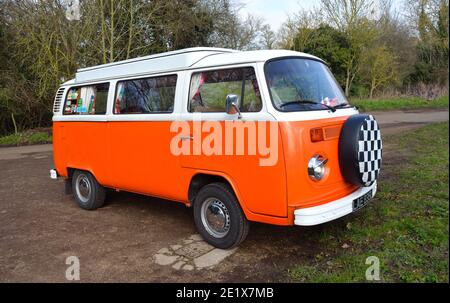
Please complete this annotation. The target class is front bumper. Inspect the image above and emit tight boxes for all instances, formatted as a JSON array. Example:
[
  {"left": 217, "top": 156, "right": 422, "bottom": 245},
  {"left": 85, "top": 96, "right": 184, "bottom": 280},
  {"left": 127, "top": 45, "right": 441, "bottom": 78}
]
[{"left": 294, "top": 182, "right": 377, "bottom": 226}]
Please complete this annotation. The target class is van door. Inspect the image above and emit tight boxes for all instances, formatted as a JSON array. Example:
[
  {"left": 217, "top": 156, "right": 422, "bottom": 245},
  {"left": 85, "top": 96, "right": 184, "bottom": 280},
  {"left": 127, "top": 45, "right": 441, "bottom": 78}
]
[
  {"left": 108, "top": 73, "right": 184, "bottom": 201},
  {"left": 178, "top": 66, "right": 287, "bottom": 218}
]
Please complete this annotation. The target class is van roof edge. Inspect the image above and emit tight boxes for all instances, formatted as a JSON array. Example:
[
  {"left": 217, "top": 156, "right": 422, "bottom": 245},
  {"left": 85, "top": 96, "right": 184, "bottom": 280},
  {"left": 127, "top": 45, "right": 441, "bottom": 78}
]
[{"left": 77, "top": 47, "right": 237, "bottom": 73}]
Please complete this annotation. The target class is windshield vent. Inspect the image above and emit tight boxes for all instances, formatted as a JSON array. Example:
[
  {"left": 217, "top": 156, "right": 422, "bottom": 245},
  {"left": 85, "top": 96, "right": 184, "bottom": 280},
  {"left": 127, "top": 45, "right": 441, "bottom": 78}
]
[{"left": 53, "top": 88, "right": 65, "bottom": 113}]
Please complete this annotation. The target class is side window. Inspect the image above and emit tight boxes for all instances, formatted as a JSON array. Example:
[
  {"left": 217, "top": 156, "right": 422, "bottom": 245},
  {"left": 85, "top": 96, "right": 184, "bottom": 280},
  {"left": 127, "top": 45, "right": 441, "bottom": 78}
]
[
  {"left": 64, "top": 83, "right": 109, "bottom": 115},
  {"left": 189, "top": 67, "right": 262, "bottom": 113},
  {"left": 115, "top": 75, "right": 177, "bottom": 114}
]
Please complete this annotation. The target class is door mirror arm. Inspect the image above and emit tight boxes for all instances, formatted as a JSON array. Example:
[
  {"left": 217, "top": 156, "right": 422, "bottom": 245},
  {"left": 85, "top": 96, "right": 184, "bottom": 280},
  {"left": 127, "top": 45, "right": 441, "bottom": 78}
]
[{"left": 225, "top": 94, "right": 242, "bottom": 119}]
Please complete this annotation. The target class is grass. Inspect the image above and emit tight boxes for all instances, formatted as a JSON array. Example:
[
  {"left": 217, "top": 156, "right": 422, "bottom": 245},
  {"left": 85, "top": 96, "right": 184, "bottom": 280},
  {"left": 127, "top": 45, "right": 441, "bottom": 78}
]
[
  {"left": 0, "top": 130, "right": 52, "bottom": 147},
  {"left": 289, "top": 122, "right": 449, "bottom": 282},
  {"left": 351, "top": 95, "right": 449, "bottom": 112}
]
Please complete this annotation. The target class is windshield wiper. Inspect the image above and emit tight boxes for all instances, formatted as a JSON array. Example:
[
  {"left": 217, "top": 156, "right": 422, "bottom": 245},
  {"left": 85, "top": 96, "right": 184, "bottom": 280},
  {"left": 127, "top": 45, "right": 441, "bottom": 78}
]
[
  {"left": 280, "top": 100, "right": 336, "bottom": 112},
  {"left": 330, "top": 103, "right": 352, "bottom": 111}
]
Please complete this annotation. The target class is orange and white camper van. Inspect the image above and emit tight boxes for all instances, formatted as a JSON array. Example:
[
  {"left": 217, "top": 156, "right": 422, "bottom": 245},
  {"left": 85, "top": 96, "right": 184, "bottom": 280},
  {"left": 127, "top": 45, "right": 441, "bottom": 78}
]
[{"left": 50, "top": 48, "right": 382, "bottom": 248}]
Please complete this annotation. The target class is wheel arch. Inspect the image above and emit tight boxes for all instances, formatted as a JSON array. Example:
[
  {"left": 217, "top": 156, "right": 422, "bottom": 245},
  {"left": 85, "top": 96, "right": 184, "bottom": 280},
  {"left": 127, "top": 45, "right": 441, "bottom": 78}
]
[
  {"left": 66, "top": 166, "right": 99, "bottom": 183},
  {"left": 67, "top": 167, "right": 76, "bottom": 179},
  {"left": 188, "top": 172, "right": 244, "bottom": 208}
]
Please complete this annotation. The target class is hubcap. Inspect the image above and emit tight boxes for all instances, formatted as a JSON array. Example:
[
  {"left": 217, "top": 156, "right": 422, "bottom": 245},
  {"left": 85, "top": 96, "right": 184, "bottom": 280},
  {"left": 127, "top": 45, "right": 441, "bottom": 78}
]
[
  {"left": 75, "top": 174, "right": 91, "bottom": 203},
  {"left": 200, "top": 198, "right": 231, "bottom": 238}
]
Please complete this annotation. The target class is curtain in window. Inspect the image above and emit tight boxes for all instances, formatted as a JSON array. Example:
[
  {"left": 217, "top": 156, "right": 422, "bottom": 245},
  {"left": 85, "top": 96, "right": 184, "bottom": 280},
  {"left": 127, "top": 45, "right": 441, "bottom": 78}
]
[
  {"left": 189, "top": 73, "right": 205, "bottom": 104},
  {"left": 115, "top": 82, "right": 125, "bottom": 114},
  {"left": 78, "top": 86, "right": 96, "bottom": 114}
]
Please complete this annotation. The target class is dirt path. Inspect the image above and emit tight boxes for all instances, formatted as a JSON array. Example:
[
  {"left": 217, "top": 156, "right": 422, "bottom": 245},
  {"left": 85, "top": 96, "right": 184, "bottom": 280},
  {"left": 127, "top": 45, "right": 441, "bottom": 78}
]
[
  {"left": 0, "top": 109, "right": 447, "bottom": 282},
  {"left": 372, "top": 108, "right": 448, "bottom": 135}
]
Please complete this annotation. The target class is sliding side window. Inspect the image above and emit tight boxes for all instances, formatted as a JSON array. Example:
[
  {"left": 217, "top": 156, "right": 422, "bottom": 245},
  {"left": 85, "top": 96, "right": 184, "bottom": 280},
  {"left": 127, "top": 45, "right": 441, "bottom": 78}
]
[
  {"left": 64, "top": 83, "right": 109, "bottom": 115},
  {"left": 114, "top": 75, "right": 177, "bottom": 114}
]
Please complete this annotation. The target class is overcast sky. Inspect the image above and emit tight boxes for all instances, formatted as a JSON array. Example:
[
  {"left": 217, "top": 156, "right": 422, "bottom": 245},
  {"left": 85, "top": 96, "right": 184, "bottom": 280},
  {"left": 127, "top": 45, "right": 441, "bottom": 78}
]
[
  {"left": 239, "top": 0, "right": 321, "bottom": 32},
  {"left": 239, "top": 0, "right": 403, "bottom": 32}
]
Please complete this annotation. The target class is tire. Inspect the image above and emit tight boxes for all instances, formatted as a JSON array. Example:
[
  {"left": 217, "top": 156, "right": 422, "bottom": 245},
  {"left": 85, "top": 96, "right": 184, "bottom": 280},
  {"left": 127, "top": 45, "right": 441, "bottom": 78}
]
[
  {"left": 72, "top": 170, "right": 106, "bottom": 210},
  {"left": 193, "top": 183, "right": 249, "bottom": 249}
]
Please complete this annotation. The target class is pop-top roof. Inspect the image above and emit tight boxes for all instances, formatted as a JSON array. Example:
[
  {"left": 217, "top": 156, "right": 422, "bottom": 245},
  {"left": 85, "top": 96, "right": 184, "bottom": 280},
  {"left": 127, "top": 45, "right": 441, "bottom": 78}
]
[
  {"left": 74, "top": 47, "right": 236, "bottom": 83},
  {"left": 69, "top": 47, "right": 323, "bottom": 85}
]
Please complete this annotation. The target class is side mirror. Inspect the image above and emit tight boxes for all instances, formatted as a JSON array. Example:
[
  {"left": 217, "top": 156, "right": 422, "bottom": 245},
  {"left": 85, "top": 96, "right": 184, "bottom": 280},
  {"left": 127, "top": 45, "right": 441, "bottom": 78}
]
[{"left": 226, "top": 94, "right": 242, "bottom": 119}]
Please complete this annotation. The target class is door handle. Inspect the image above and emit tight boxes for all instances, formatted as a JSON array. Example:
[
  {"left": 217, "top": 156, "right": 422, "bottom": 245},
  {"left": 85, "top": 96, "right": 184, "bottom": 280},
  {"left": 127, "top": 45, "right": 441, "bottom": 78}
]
[{"left": 180, "top": 136, "right": 194, "bottom": 141}]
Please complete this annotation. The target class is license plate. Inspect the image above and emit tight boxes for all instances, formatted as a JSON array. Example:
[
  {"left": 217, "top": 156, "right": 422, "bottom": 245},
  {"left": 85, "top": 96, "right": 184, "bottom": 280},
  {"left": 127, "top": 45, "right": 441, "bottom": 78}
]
[{"left": 353, "top": 190, "right": 373, "bottom": 212}]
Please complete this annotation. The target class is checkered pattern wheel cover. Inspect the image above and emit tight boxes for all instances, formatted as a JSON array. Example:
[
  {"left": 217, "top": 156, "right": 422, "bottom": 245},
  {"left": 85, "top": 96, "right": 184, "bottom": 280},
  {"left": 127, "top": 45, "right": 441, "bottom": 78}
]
[{"left": 358, "top": 115, "right": 382, "bottom": 186}]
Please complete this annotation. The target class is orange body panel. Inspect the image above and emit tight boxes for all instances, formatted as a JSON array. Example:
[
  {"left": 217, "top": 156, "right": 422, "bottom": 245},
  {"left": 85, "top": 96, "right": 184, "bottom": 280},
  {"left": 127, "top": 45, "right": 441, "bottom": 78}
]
[
  {"left": 53, "top": 116, "right": 358, "bottom": 226},
  {"left": 279, "top": 117, "right": 359, "bottom": 211},
  {"left": 178, "top": 121, "right": 287, "bottom": 218},
  {"left": 108, "top": 121, "right": 187, "bottom": 202},
  {"left": 53, "top": 123, "right": 110, "bottom": 185}
]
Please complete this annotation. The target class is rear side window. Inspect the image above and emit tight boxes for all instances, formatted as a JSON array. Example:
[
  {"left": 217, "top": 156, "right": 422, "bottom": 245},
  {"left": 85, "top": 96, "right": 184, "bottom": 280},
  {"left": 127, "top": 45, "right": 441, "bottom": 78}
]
[
  {"left": 64, "top": 83, "right": 109, "bottom": 115},
  {"left": 114, "top": 75, "right": 177, "bottom": 114},
  {"left": 189, "top": 67, "right": 262, "bottom": 113}
]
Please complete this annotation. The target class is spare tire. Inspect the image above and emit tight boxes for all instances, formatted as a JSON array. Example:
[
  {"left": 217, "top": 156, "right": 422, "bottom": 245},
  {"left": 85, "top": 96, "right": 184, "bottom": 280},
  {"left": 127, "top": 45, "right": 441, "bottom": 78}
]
[{"left": 339, "top": 114, "right": 382, "bottom": 187}]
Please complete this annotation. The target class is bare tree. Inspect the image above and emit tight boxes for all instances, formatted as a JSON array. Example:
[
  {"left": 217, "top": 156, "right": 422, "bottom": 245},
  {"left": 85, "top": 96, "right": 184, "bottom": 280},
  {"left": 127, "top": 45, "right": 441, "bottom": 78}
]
[
  {"left": 259, "top": 24, "right": 277, "bottom": 49},
  {"left": 321, "top": 0, "right": 378, "bottom": 95},
  {"left": 278, "top": 8, "right": 323, "bottom": 51},
  {"left": 362, "top": 46, "right": 399, "bottom": 98}
]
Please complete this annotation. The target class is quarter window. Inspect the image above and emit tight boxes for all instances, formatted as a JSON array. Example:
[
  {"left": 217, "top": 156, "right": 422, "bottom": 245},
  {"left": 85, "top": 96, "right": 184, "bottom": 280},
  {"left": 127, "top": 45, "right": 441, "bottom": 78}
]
[
  {"left": 189, "top": 67, "right": 262, "bottom": 113},
  {"left": 64, "top": 83, "right": 109, "bottom": 115},
  {"left": 115, "top": 75, "right": 177, "bottom": 114}
]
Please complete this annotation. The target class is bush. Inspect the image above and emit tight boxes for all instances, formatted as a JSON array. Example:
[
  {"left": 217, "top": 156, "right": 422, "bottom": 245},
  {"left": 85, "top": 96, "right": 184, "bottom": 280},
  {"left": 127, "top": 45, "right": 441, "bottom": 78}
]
[{"left": 0, "top": 129, "right": 52, "bottom": 147}]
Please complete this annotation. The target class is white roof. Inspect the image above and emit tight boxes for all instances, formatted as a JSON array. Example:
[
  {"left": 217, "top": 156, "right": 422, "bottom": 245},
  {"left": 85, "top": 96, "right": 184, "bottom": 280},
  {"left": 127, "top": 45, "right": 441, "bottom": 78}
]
[
  {"left": 191, "top": 49, "right": 322, "bottom": 69},
  {"left": 66, "top": 47, "right": 323, "bottom": 85}
]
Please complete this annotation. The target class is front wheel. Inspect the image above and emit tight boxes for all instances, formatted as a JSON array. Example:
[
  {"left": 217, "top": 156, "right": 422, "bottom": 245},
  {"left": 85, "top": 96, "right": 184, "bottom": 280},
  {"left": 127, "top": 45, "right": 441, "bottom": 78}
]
[
  {"left": 72, "top": 170, "right": 105, "bottom": 210},
  {"left": 193, "top": 183, "right": 249, "bottom": 249}
]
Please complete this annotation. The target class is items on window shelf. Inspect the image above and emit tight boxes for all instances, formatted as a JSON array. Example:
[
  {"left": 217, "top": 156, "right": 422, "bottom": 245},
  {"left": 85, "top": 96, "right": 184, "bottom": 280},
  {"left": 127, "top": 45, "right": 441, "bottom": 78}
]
[
  {"left": 76, "top": 97, "right": 84, "bottom": 113},
  {"left": 88, "top": 95, "right": 96, "bottom": 114},
  {"left": 65, "top": 88, "right": 80, "bottom": 114},
  {"left": 65, "top": 86, "right": 97, "bottom": 115}
]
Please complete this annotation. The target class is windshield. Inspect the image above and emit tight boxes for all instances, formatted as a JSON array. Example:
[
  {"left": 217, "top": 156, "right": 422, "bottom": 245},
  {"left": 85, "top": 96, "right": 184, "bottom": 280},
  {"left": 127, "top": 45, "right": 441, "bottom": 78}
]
[{"left": 265, "top": 58, "right": 349, "bottom": 112}]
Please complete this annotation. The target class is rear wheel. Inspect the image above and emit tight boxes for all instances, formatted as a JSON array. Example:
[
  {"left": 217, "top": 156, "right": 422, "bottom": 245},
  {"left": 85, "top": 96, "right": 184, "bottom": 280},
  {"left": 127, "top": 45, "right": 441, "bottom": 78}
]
[
  {"left": 72, "top": 170, "right": 105, "bottom": 210},
  {"left": 193, "top": 183, "right": 249, "bottom": 249}
]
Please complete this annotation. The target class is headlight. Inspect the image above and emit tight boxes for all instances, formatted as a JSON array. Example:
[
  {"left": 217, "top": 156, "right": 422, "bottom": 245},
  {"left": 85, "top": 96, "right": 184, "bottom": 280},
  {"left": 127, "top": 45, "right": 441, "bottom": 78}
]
[{"left": 308, "top": 155, "right": 328, "bottom": 181}]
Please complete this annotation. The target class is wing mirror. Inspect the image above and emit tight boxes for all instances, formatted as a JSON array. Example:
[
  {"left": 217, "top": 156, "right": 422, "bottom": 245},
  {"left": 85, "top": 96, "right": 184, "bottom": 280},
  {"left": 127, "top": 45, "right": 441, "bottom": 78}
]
[{"left": 226, "top": 94, "right": 242, "bottom": 119}]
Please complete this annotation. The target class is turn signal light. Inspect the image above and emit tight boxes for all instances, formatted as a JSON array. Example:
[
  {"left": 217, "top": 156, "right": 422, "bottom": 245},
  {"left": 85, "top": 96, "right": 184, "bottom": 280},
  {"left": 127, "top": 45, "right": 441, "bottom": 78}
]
[{"left": 310, "top": 128, "right": 325, "bottom": 142}]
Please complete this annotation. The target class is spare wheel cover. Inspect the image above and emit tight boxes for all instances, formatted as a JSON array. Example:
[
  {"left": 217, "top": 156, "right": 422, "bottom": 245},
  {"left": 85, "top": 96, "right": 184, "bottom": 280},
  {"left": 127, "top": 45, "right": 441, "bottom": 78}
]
[{"left": 338, "top": 114, "right": 382, "bottom": 187}]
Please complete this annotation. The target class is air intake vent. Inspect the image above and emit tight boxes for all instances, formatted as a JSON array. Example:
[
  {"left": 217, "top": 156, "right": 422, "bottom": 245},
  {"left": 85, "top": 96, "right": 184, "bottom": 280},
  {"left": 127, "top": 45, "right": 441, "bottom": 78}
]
[{"left": 53, "top": 88, "right": 65, "bottom": 113}]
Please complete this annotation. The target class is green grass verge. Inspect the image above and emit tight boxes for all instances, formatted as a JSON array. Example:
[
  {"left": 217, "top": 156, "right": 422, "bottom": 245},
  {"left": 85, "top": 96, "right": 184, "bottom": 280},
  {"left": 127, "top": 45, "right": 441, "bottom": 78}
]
[
  {"left": 289, "top": 122, "right": 449, "bottom": 282},
  {"left": 0, "top": 131, "right": 52, "bottom": 147},
  {"left": 351, "top": 95, "right": 449, "bottom": 112}
]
